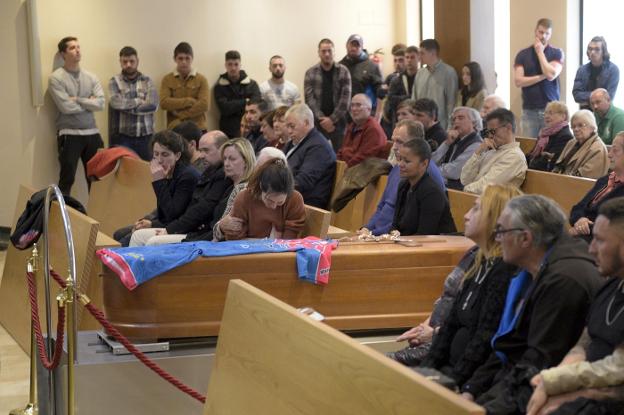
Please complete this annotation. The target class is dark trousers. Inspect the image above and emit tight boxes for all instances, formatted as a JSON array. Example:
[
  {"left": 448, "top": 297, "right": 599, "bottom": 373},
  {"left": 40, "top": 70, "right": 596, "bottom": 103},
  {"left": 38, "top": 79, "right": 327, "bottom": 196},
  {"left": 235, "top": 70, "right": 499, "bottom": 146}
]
[
  {"left": 57, "top": 133, "right": 104, "bottom": 195},
  {"left": 109, "top": 133, "right": 152, "bottom": 161},
  {"left": 316, "top": 120, "right": 346, "bottom": 152}
]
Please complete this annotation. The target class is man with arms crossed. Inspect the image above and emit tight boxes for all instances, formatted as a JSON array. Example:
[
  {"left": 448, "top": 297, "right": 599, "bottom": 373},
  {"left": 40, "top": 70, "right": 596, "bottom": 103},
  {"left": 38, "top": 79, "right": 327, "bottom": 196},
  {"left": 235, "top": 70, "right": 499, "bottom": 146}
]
[{"left": 49, "top": 36, "right": 105, "bottom": 195}]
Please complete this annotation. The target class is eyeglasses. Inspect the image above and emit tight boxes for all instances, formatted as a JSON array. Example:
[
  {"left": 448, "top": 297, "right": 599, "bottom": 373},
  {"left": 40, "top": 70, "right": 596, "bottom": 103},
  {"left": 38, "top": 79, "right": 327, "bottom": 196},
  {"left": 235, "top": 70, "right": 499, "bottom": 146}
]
[
  {"left": 482, "top": 125, "right": 507, "bottom": 137},
  {"left": 571, "top": 123, "right": 589, "bottom": 130},
  {"left": 492, "top": 225, "right": 525, "bottom": 239},
  {"left": 587, "top": 47, "right": 602, "bottom": 53}
]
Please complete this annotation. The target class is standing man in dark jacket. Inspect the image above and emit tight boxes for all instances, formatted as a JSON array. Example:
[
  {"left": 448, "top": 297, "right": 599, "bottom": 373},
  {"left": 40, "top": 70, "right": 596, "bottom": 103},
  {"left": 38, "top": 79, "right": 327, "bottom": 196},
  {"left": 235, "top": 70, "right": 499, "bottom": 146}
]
[
  {"left": 340, "top": 34, "right": 384, "bottom": 113},
  {"left": 461, "top": 194, "right": 602, "bottom": 414},
  {"left": 283, "top": 103, "right": 336, "bottom": 208},
  {"left": 214, "top": 50, "right": 261, "bottom": 138}
]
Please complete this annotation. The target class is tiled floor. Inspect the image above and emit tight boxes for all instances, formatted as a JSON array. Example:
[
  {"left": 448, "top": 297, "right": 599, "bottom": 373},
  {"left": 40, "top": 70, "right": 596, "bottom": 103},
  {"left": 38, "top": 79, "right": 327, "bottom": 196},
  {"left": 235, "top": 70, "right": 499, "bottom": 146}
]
[{"left": 0, "top": 250, "right": 31, "bottom": 413}]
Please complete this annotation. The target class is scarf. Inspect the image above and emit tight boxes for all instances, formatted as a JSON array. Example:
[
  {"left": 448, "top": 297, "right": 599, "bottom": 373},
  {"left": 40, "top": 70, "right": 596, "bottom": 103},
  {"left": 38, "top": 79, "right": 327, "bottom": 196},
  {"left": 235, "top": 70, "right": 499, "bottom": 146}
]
[
  {"left": 529, "top": 121, "right": 569, "bottom": 159},
  {"left": 591, "top": 171, "right": 624, "bottom": 205}
]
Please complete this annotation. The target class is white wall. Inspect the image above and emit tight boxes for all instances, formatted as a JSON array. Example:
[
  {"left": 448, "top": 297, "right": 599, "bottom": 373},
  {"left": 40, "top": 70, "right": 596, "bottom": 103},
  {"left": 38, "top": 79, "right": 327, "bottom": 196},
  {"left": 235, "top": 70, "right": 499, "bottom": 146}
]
[{"left": 0, "top": 0, "right": 398, "bottom": 227}]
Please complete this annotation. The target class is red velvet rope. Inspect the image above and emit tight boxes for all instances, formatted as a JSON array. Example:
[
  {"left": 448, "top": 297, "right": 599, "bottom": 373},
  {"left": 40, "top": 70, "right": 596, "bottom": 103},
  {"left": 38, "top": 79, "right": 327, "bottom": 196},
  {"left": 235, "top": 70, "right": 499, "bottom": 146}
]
[
  {"left": 43, "top": 268, "right": 206, "bottom": 404},
  {"left": 26, "top": 270, "right": 66, "bottom": 370}
]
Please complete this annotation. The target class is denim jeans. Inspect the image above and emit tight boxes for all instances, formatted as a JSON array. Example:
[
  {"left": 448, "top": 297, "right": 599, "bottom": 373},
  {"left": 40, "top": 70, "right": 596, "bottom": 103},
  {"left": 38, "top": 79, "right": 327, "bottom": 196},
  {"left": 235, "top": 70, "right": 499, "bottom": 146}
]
[{"left": 521, "top": 109, "right": 545, "bottom": 138}]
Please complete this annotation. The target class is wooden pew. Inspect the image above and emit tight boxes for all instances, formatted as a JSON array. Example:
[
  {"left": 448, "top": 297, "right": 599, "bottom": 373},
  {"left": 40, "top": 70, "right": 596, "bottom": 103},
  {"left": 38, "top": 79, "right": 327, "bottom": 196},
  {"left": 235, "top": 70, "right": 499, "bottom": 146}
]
[
  {"left": 330, "top": 160, "right": 348, "bottom": 203},
  {"left": 88, "top": 157, "right": 156, "bottom": 237},
  {"left": 448, "top": 189, "right": 477, "bottom": 233},
  {"left": 521, "top": 170, "right": 596, "bottom": 215},
  {"left": 204, "top": 280, "right": 484, "bottom": 415},
  {"left": 331, "top": 174, "right": 388, "bottom": 232},
  {"left": 102, "top": 235, "right": 474, "bottom": 340},
  {"left": 0, "top": 185, "right": 119, "bottom": 353},
  {"left": 516, "top": 136, "right": 537, "bottom": 154},
  {"left": 303, "top": 204, "right": 332, "bottom": 238},
  {"left": 448, "top": 170, "right": 597, "bottom": 233}
]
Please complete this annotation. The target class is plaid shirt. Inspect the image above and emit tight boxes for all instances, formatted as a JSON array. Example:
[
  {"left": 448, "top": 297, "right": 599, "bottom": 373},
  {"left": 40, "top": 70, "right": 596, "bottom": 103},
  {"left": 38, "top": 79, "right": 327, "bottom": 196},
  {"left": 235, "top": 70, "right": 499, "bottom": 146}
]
[
  {"left": 303, "top": 62, "right": 351, "bottom": 124},
  {"left": 108, "top": 72, "right": 158, "bottom": 137}
]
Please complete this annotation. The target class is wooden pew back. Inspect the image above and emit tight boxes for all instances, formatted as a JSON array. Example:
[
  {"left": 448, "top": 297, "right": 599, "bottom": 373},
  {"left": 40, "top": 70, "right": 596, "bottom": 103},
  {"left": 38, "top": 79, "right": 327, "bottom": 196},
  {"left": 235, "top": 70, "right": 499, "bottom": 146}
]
[
  {"left": 516, "top": 136, "right": 536, "bottom": 154},
  {"left": 204, "top": 280, "right": 484, "bottom": 415},
  {"left": 521, "top": 170, "right": 596, "bottom": 214},
  {"left": 0, "top": 185, "right": 102, "bottom": 352},
  {"left": 448, "top": 170, "right": 597, "bottom": 232},
  {"left": 303, "top": 204, "right": 332, "bottom": 238},
  {"left": 88, "top": 157, "right": 156, "bottom": 237},
  {"left": 330, "top": 160, "right": 348, "bottom": 203},
  {"left": 448, "top": 189, "right": 477, "bottom": 232},
  {"left": 331, "top": 174, "right": 388, "bottom": 232}
]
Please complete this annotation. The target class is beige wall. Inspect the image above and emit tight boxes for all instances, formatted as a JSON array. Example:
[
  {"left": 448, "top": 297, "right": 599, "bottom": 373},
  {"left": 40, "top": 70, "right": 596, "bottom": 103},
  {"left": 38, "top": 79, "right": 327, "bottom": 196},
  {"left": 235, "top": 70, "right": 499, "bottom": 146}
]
[{"left": 0, "top": 0, "right": 399, "bottom": 227}]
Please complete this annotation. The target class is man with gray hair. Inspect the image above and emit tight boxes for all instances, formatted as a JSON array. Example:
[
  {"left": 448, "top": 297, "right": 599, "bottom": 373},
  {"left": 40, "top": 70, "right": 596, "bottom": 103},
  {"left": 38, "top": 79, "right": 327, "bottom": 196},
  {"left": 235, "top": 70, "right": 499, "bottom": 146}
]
[
  {"left": 337, "top": 93, "right": 388, "bottom": 167},
  {"left": 461, "top": 108, "right": 527, "bottom": 194},
  {"left": 480, "top": 94, "right": 506, "bottom": 119},
  {"left": 284, "top": 103, "right": 336, "bottom": 208},
  {"left": 461, "top": 194, "right": 602, "bottom": 413},
  {"left": 431, "top": 106, "right": 483, "bottom": 189}
]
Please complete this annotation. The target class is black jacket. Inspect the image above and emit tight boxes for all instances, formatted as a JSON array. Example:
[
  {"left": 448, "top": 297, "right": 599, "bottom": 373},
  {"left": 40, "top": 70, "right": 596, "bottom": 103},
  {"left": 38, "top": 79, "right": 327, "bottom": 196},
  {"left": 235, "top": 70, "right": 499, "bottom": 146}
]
[
  {"left": 570, "top": 174, "right": 624, "bottom": 226},
  {"left": 339, "top": 51, "right": 383, "bottom": 103},
  {"left": 213, "top": 70, "right": 261, "bottom": 138},
  {"left": 392, "top": 173, "right": 457, "bottom": 235},
  {"left": 152, "top": 163, "right": 199, "bottom": 226},
  {"left": 527, "top": 127, "right": 574, "bottom": 171},
  {"left": 422, "top": 257, "right": 516, "bottom": 386},
  {"left": 461, "top": 234, "right": 603, "bottom": 398},
  {"left": 164, "top": 164, "right": 232, "bottom": 234},
  {"left": 284, "top": 128, "right": 336, "bottom": 209}
]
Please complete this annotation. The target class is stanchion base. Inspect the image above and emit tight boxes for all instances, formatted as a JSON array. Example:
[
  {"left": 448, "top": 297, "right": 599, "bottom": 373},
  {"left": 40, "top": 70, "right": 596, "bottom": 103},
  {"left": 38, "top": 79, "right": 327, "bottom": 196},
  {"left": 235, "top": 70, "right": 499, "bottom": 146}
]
[{"left": 8, "top": 403, "right": 37, "bottom": 415}]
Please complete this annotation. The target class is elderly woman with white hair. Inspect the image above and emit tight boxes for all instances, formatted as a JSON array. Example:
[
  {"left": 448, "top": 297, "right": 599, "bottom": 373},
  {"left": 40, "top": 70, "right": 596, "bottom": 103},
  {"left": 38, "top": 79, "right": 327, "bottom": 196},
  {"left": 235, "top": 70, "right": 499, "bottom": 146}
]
[{"left": 552, "top": 109, "right": 609, "bottom": 178}]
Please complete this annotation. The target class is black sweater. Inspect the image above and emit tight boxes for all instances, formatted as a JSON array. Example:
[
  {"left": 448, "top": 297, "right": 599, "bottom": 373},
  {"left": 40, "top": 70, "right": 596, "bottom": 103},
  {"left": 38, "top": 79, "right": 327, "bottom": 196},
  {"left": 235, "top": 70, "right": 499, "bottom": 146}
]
[
  {"left": 392, "top": 173, "right": 456, "bottom": 235},
  {"left": 421, "top": 257, "right": 516, "bottom": 386}
]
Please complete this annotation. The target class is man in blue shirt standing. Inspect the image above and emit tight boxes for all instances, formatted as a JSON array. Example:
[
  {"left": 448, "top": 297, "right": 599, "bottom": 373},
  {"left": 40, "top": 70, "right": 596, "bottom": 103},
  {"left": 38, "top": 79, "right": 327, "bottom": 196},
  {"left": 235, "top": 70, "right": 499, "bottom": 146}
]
[{"left": 513, "top": 18, "right": 564, "bottom": 137}]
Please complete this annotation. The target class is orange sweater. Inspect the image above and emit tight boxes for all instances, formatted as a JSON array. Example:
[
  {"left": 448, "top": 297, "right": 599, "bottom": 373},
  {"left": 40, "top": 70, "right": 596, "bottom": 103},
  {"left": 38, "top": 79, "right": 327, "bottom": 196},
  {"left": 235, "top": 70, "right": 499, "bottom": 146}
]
[{"left": 225, "top": 189, "right": 306, "bottom": 240}]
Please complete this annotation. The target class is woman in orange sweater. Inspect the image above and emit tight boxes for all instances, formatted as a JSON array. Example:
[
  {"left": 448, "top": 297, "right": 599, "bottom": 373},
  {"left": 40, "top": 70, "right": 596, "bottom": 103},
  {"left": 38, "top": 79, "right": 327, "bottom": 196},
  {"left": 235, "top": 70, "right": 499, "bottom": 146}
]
[{"left": 224, "top": 158, "right": 306, "bottom": 240}]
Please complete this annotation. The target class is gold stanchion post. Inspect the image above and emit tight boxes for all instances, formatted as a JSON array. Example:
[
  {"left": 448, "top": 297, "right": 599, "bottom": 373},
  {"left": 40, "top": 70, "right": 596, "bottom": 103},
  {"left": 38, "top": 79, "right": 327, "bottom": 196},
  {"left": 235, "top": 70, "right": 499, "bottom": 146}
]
[{"left": 9, "top": 244, "right": 39, "bottom": 415}]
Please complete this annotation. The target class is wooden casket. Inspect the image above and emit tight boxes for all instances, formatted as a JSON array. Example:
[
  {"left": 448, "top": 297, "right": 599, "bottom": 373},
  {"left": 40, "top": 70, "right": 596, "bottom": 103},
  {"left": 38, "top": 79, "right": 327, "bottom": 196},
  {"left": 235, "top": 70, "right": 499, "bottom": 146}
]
[{"left": 102, "top": 236, "right": 474, "bottom": 340}]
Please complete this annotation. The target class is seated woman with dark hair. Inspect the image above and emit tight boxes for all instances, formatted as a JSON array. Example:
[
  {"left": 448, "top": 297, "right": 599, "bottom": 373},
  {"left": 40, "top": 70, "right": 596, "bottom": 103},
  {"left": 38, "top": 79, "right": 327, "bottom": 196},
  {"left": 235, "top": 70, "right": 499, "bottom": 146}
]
[
  {"left": 224, "top": 158, "right": 306, "bottom": 240},
  {"left": 123, "top": 130, "right": 199, "bottom": 246},
  {"left": 526, "top": 101, "right": 573, "bottom": 171},
  {"left": 570, "top": 132, "right": 624, "bottom": 238},
  {"left": 392, "top": 139, "right": 456, "bottom": 235}
]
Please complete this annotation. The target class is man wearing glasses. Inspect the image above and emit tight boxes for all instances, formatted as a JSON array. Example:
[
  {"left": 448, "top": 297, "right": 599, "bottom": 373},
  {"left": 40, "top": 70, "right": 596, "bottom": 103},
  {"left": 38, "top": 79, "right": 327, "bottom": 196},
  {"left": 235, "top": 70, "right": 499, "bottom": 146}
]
[
  {"left": 573, "top": 37, "right": 619, "bottom": 110},
  {"left": 461, "top": 108, "right": 527, "bottom": 194},
  {"left": 461, "top": 194, "right": 602, "bottom": 413}
]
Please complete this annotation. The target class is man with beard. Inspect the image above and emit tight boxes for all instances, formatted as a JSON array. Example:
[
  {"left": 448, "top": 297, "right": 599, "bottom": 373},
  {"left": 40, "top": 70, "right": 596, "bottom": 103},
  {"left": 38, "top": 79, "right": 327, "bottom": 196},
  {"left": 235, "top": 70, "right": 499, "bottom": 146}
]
[
  {"left": 259, "top": 55, "right": 300, "bottom": 111},
  {"left": 108, "top": 46, "right": 158, "bottom": 160},
  {"left": 304, "top": 38, "right": 352, "bottom": 151},
  {"left": 513, "top": 18, "right": 564, "bottom": 137},
  {"left": 244, "top": 98, "right": 269, "bottom": 154}
]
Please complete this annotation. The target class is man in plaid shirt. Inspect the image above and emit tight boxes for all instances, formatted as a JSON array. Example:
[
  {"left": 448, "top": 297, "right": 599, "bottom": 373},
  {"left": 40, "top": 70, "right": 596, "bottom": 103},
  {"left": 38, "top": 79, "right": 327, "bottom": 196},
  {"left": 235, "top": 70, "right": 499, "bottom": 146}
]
[
  {"left": 304, "top": 38, "right": 351, "bottom": 151},
  {"left": 108, "top": 46, "right": 158, "bottom": 160}
]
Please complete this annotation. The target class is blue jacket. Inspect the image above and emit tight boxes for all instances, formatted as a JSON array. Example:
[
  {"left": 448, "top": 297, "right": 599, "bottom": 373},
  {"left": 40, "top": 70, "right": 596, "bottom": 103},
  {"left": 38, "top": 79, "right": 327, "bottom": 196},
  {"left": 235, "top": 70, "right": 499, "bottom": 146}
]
[
  {"left": 284, "top": 128, "right": 336, "bottom": 208},
  {"left": 572, "top": 60, "right": 620, "bottom": 105},
  {"left": 365, "top": 162, "right": 445, "bottom": 235}
]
